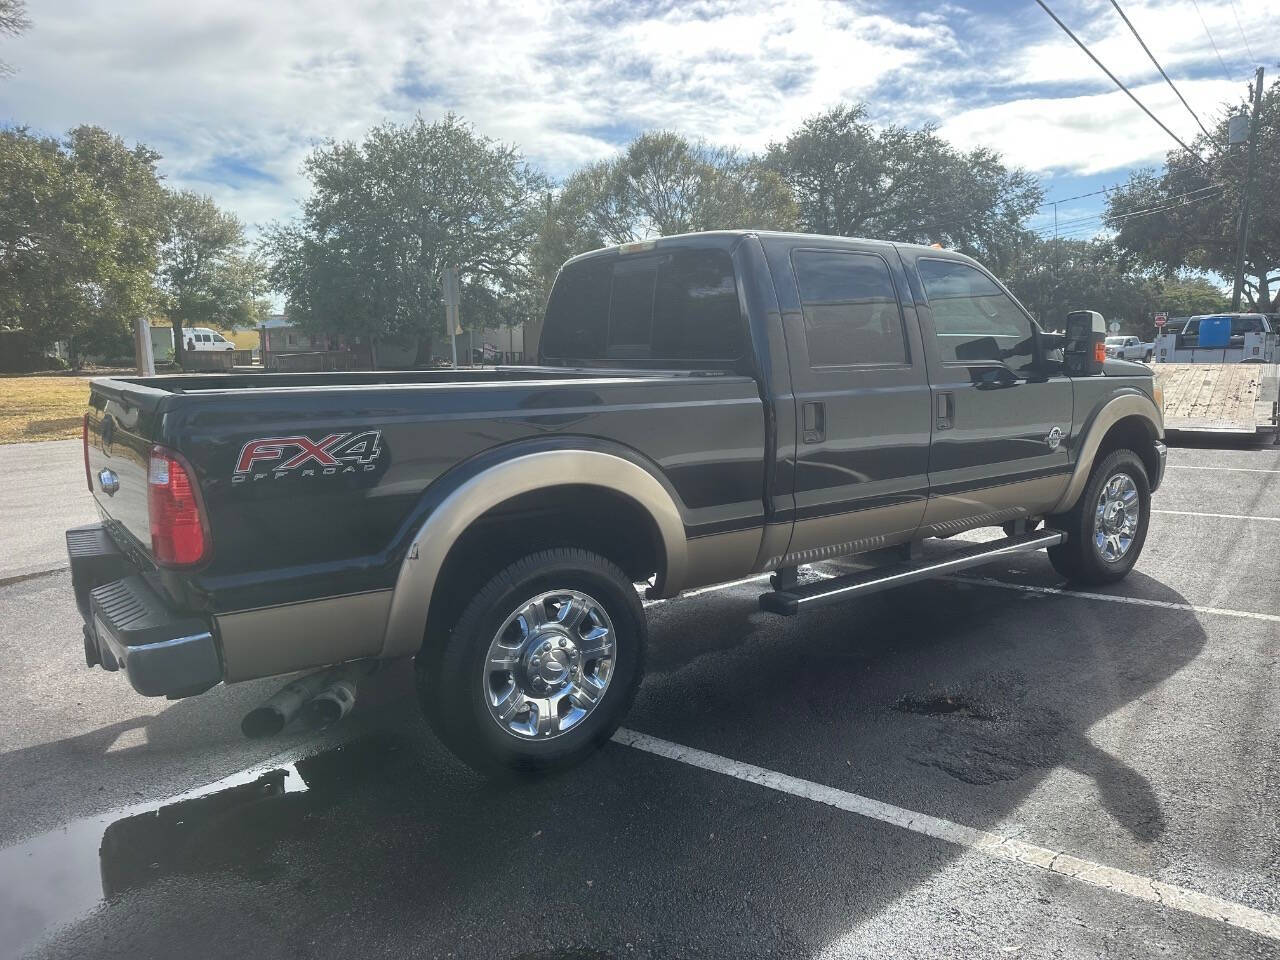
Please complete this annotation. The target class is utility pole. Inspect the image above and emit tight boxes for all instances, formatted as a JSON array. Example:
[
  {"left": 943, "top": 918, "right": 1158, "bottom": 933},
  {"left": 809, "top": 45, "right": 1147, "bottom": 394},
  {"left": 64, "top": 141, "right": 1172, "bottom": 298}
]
[{"left": 1231, "top": 66, "right": 1264, "bottom": 311}]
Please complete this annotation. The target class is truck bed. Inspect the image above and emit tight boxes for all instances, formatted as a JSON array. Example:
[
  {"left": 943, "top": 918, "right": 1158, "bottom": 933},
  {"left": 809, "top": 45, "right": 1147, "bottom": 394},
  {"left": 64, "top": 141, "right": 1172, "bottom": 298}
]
[{"left": 1154, "top": 363, "right": 1280, "bottom": 437}]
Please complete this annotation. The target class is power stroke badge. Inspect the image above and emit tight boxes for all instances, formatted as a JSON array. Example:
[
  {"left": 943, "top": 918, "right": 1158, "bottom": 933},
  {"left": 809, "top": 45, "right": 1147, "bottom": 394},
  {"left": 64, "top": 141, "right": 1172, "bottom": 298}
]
[{"left": 233, "top": 431, "right": 383, "bottom": 483}]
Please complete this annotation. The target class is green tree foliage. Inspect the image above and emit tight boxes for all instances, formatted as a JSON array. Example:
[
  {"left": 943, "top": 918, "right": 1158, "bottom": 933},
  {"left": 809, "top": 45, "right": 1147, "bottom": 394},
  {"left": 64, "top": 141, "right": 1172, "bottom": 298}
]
[
  {"left": 0, "top": 125, "right": 166, "bottom": 365},
  {"left": 1003, "top": 238, "right": 1228, "bottom": 336},
  {"left": 1106, "top": 79, "right": 1279, "bottom": 311},
  {"left": 764, "top": 104, "right": 1042, "bottom": 273},
  {"left": 532, "top": 131, "right": 797, "bottom": 297},
  {"left": 158, "top": 190, "right": 266, "bottom": 362},
  {"left": 1154, "top": 277, "right": 1230, "bottom": 317},
  {"left": 0, "top": 0, "right": 30, "bottom": 77},
  {"left": 262, "top": 114, "right": 548, "bottom": 359},
  {"left": 1005, "top": 238, "right": 1160, "bottom": 335}
]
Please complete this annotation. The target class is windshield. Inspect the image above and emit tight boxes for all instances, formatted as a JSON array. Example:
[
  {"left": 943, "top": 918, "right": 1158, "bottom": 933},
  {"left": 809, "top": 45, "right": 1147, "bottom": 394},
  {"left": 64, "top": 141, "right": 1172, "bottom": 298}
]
[{"left": 1106, "top": 337, "right": 1124, "bottom": 345}]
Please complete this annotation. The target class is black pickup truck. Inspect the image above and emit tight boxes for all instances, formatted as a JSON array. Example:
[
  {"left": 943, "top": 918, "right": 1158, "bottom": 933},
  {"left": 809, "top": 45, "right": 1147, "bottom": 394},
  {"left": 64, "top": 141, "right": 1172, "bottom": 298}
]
[{"left": 70, "top": 230, "right": 1166, "bottom": 772}]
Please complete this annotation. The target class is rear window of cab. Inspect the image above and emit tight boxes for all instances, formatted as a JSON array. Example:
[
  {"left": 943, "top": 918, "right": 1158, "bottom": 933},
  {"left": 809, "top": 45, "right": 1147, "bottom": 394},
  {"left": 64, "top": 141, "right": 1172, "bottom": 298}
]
[{"left": 541, "top": 248, "right": 746, "bottom": 365}]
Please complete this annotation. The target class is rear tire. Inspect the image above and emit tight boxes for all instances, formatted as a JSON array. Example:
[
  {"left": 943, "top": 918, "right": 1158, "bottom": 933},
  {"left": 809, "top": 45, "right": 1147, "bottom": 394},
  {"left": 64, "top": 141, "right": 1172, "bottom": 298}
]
[
  {"left": 1047, "top": 448, "right": 1150, "bottom": 585},
  {"left": 418, "top": 548, "right": 645, "bottom": 776},
  {"left": 1144, "top": 350, "right": 1153, "bottom": 362}
]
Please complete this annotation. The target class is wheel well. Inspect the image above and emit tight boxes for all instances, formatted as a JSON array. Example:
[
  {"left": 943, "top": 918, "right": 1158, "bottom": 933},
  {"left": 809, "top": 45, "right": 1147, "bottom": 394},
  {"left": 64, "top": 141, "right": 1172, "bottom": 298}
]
[
  {"left": 422, "top": 484, "right": 663, "bottom": 655},
  {"left": 1094, "top": 415, "right": 1158, "bottom": 484}
]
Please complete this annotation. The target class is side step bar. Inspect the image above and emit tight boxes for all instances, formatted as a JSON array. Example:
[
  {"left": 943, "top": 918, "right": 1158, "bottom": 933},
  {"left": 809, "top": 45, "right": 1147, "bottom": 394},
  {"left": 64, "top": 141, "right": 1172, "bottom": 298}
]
[{"left": 758, "top": 530, "right": 1065, "bottom": 616}]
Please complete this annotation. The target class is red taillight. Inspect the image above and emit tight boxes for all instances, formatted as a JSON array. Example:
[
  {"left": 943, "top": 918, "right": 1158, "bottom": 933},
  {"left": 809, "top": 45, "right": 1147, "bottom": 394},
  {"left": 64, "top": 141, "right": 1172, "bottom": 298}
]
[
  {"left": 148, "top": 446, "right": 210, "bottom": 567},
  {"left": 82, "top": 413, "right": 92, "bottom": 492}
]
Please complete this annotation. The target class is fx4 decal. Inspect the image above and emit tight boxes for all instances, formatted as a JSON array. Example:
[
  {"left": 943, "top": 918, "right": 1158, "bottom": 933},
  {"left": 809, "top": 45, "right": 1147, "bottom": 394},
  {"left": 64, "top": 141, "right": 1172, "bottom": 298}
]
[{"left": 233, "top": 431, "right": 383, "bottom": 483}]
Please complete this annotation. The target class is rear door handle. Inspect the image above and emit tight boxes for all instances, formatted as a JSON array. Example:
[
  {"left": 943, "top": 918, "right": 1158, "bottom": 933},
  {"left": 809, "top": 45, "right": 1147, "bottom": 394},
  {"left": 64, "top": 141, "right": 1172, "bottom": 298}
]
[
  {"left": 936, "top": 392, "right": 954, "bottom": 431},
  {"left": 801, "top": 401, "right": 826, "bottom": 443}
]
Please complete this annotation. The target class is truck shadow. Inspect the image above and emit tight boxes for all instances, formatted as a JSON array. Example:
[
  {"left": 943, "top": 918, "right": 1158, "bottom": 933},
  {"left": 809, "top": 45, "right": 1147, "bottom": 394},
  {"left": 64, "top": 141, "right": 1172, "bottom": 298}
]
[{"left": 16, "top": 561, "right": 1213, "bottom": 960}]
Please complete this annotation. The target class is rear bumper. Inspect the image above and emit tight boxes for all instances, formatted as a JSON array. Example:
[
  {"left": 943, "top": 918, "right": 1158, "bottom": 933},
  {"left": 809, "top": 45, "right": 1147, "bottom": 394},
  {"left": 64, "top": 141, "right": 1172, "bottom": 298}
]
[{"left": 67, "top": 524, "right": 222, "bottom": 698}]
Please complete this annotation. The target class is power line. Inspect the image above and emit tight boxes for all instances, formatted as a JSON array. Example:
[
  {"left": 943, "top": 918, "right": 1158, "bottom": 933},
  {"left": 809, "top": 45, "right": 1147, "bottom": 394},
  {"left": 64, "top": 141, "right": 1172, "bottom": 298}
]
[
  {"left": 1033, "top": 185, "right": 1224, "bottom": 235},
  {"left": 1033, "top": 0, "right": 1212, "bottom": 168},
  {"left": 1034, "top": 182, "right": 1224, "bottom": 232},
  {"left": 1037, "top": 185, "right": 1119, "bottom": 208},
  {"left": 1190, "top": 0, "right": 1236, "bottom": 82},
  {"left": 1108, "top": 0, "right": 1212, "bottom": 140},
  {"left": 1227, "top": 0, "right": 1257, "bottom": 66}
]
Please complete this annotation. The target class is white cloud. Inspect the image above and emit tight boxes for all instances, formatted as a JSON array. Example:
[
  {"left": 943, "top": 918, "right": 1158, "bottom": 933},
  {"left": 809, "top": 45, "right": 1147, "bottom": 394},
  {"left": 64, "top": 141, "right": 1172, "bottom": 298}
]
[
  {"left": 940, "top": 76, "right": 1245, "bottom": 175},
  {"left": 0, "top": 0, "right": 1266, "bottom": 230}
]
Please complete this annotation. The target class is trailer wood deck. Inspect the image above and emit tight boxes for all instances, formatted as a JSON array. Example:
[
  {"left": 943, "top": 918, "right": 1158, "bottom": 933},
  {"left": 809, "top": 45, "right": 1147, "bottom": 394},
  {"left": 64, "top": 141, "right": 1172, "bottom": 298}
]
[{"left": 1153, "top": 362, "right": 1279, "bottom": 437}]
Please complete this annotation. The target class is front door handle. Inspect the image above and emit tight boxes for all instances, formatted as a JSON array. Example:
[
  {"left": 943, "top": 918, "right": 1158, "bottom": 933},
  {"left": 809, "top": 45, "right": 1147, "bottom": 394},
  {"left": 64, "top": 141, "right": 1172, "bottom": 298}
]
[
  {"left": 936, "top": 392, "right": 954, "bottom": 431},
  {"left": 802, "top": 401, "right": 826, "bottom": 443}
]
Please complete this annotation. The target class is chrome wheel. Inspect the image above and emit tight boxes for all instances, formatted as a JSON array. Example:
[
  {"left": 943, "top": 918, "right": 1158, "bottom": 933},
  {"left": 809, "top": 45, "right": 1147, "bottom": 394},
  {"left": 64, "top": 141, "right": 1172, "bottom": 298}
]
[
  {"left": 1094, "top": 472, "right": 1140, "bottom": 562},
  {"left": 482, "top": 589, "right": 615, "bottom": 740}
]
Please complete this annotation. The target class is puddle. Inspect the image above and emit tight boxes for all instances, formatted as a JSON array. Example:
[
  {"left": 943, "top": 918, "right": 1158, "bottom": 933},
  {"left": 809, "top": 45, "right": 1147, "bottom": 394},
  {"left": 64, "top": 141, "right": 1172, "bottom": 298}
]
[{"left": 0, "top": 757, "right": 310, "bottom": 957}]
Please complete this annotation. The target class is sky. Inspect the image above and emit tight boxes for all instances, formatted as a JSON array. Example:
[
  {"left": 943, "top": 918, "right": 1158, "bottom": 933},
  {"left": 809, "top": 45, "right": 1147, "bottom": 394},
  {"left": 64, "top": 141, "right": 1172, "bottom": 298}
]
[{"left": 0, "top": 0, "right": 1271, "bottom": 243}]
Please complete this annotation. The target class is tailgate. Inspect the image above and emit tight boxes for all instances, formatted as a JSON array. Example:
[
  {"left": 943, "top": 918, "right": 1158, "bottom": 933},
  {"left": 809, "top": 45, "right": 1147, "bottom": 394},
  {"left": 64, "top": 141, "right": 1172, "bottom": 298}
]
[{"left": 85, "top": 383, "right": 162, "bottom": 555}]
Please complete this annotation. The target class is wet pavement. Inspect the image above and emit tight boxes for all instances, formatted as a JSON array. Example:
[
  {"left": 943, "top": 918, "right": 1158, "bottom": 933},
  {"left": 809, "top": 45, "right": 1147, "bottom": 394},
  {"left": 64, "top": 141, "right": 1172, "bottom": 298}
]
[{"left": 1, "top": 442, "right": 1278, "bottom": 959}]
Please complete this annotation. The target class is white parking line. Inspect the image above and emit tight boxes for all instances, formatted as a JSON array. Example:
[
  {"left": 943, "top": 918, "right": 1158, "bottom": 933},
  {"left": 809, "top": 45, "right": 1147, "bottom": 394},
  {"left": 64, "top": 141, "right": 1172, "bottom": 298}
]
[
  {"left": 1153, "top": 509, "right": 1280, "bottom": 523},
  {"left": 1166, "top": 465, "right": 1280, "bottom": 474},
  {"left": 948, "top": 575, "right": 1280, "bottom": 623},
  {"left": 613, "top": 728, "right": 1280, "bottom": 942}
]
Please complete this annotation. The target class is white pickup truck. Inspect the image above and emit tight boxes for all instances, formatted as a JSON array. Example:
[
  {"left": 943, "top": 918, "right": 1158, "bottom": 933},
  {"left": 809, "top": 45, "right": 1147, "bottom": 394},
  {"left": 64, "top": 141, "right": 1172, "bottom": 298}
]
[{"left": 1105, "top": 336, "right": 1153, "bottom": 362}]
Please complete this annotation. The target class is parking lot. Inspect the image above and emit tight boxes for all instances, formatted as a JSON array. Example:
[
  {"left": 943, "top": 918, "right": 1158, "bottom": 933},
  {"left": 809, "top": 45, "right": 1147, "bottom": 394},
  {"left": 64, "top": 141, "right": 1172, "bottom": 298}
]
[{"left": 2, "top": 439, "right": 1278, "bottom": 959}]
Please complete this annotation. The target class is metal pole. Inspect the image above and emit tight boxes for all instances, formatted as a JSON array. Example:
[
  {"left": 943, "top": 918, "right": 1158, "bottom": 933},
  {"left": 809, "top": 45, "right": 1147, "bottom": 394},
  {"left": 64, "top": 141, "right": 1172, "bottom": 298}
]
[
  {"left": 1232, "top": 67, "right": 1265, "bottom": 311},
  {"left": 448, "top": 304, "right": 458, "bottom": 367}
]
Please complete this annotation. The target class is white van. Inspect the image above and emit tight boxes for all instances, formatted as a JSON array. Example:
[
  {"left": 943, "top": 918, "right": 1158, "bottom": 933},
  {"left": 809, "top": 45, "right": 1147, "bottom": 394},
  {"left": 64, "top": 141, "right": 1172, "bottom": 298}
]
[{"left": 184, "top": 327, "right": 236, "bottom": 352}]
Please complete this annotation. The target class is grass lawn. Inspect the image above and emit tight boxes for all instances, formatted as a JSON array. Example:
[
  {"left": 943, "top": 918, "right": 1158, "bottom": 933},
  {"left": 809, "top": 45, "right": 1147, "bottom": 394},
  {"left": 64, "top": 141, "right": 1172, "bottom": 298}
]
[{"left": 0, "top": 375, "right": 93, "bottom": 444}]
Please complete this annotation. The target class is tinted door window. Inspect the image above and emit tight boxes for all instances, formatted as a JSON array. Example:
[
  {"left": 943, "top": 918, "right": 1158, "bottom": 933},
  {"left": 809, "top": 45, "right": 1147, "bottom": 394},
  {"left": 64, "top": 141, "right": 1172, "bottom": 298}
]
[
  {"left": 918, "top": 258, "right": 1034, "bottom": 372},
  {"left": 542, "top": 248, "right": 742, "bottom": 364},
  {"left": 792, "top": 250, "right": 907, "bottom": 366}
]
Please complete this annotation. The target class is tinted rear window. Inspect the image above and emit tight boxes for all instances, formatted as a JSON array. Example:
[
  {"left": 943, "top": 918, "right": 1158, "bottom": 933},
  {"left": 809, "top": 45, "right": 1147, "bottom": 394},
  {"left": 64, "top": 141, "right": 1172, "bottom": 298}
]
[
  {"left": 541, "top": 248, "right": 744, "bottom": 364},
  {"left": 792, "top": 249, "right": 907, "bottom": 366}
]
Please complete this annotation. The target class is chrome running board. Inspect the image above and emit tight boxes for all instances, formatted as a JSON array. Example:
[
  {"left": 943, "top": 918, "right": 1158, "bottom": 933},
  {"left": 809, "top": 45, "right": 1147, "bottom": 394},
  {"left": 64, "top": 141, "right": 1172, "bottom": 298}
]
[{"left": 758, "top": 530, "right": 1065, "bottom": 615}]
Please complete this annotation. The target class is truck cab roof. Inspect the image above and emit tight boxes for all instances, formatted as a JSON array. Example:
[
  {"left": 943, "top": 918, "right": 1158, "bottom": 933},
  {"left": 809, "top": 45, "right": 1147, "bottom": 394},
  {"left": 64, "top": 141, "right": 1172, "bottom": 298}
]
[{"left": 560, "top": 230, "right": 975, "bottom": 269}]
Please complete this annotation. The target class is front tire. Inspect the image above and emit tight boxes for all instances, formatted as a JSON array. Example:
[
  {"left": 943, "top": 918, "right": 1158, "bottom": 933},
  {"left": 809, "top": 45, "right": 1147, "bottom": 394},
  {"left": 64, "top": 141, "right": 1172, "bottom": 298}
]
[
  {"left": 1047, "top": 449, "right": 1150, "bottom": 585},
  {"left": 418, "top": 548, "right": 646, "bottom": 775}
]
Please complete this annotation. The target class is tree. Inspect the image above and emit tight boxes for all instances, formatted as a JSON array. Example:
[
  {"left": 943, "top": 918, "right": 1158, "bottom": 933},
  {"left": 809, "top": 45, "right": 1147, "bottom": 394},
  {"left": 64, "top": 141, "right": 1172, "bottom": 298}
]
[
  {"left": 0, "top": 125, "right": 166, "bottom": 366},
  {"left": 158, "top": 190, "right": 266, "bottom": 363},
  {"left": 0, "top": 0, "right": 29, "bottom": 77},
  {"left": 1153, "top": 277, "right": 1230, "bottom": 317},
  {"left": 262, "top": 113, "right": 548, "bottom": 365},
  {"left": 1106, "top": 79, "right": 1279, "bottom": 311},
  {"left": 764, "top": 104, "right": 1042, "bottom": 274},
  {"left": 1004, "top": 238, "right": 1161, "bottom": 335},
  {"left": 532, "top": 131, "right": 797, "bottom": 296}
]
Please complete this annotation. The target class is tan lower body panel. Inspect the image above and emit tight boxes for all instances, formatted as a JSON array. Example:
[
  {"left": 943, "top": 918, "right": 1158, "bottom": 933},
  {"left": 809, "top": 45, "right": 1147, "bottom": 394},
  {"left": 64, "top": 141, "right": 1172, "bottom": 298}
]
[
  {"left": 678, "top": 527, "right": 764, "bottom": 594},
  {"left": 920, "top": 474, "right": 1068, "bottom": 537},
  {"left": 773, "top": 499, "right": 926, "bottom": 568},
  {"left": 216, "top": 590, "right": 393, "bottom": 683}
]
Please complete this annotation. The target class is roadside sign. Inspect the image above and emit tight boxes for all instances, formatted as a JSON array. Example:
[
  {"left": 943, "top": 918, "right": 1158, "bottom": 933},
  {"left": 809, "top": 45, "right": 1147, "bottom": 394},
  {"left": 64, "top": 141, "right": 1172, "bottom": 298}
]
[
  {"left": 1108, "top": 321, "right": 1121, "bottom": 333},
  {"left": 441, "top": 266, "right": 461, "bottom": 307},
  {"left": 1154, "top": 313, "right": 1167, "bottom": 327}
]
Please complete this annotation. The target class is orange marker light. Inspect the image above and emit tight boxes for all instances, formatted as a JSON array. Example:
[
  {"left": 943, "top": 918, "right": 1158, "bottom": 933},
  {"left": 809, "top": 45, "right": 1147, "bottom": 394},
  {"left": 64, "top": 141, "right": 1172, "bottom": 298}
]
[{"left": 1094, "top": 341, "right": 1107, "bottom": 364}]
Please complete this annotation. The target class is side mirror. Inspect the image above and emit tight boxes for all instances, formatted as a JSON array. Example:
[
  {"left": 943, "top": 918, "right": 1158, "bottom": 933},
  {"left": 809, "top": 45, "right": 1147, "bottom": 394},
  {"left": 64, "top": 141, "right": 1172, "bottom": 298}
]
[{"left": 1063, "top": 310, "right": 1106, "bottom": 376}]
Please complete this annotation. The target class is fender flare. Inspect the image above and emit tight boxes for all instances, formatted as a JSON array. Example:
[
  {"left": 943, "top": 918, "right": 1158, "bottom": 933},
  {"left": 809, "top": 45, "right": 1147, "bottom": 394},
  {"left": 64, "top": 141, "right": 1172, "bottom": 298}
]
[
  {"left": 379, "top": 448, "right": 688, "bottom": 659},
  {"left": 1049, "top": 391, "right": 1163, "bottom": 514}
]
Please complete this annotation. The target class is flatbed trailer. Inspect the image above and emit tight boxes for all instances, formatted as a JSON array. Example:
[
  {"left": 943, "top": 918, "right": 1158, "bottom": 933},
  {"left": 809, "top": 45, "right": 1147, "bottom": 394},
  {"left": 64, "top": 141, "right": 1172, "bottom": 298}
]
[{"left": 1153, "top": 362, "right": 1280, "bottom": 439}]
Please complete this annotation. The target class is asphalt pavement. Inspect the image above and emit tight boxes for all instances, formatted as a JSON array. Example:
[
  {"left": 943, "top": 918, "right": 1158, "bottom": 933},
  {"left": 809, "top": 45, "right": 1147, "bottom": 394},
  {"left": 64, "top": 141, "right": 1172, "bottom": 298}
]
[
  {"left": 1, "top": 441, "right": 1278, "bottom": 959},
  {"left": 0, "top": 440, "right": 97, "bottom": 582}
]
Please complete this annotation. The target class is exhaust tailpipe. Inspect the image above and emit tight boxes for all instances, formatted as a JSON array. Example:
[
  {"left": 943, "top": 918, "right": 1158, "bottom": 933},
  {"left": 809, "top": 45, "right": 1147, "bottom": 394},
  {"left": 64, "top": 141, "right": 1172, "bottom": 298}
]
[
  {"left": 241, "top": 669, "right": 337, "bottom": 739},
  {"left": 299, "top": 677, "right": 357, "bottom": 730}
]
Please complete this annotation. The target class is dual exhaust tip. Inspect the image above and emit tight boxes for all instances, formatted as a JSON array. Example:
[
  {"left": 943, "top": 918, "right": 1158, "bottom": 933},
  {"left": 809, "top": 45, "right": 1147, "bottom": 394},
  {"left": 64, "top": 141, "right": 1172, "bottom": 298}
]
[{"left": 241, "top": 663, "right": 366, "bottom": 739}]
